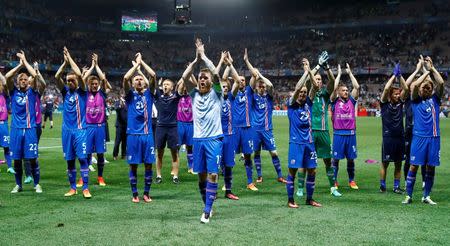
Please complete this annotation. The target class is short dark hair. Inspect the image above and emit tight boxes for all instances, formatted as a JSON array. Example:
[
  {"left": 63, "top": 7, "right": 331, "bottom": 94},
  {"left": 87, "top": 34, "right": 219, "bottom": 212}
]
[
  {"left": 87, "top": 75, "right": 100, "bottom": 83},
  {"left": 199, "top": 68, "right": 212, "bottom": 76}
]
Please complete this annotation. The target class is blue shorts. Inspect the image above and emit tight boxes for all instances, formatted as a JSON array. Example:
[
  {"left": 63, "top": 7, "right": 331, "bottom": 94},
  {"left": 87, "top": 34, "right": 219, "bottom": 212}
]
[
  {"left": 10, "top": 128, "right": 38, "bottom": 160},
  {"left": 193, "top": 137, "right": 223, "bottom": 174},
  {"left": 233, "top": 127, "right": 254, "bottom": 154},
  {"left": 0, "top": 121, "right": 9, "bottom": 147},
  {"left": 333, "top": 134, "right": 357, "bottom": 160},
  {"left": 222, "top": 134, "right": 235, "bottom": 167},
  {"left": 62, "top": 128, "right": 87, "bottom": 160},
  {"left": 126, "top": 134, "right": 155, "bottom": 164},
  {"left": 410, "top": 136, "right": 440, "bottom": 166},
  {"left": 288, "top": 142, "right": 317, "bottom": 169},
  {"left": 382, "top": 136, "right": 405, "bottom": 162},
  {"left": 86, "top": 124, "right": 107, "bottom": 154},
  {"left": 178, "top": 121, "right": 193, "bottom": 146},
  {"left": 253, "top": 129, "right": 276, "bottom": 151}
]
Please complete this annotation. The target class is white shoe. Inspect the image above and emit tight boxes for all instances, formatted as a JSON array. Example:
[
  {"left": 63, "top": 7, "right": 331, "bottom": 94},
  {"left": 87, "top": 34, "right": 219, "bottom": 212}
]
[
  {"left": 34, "top": 184, "right": 43, "bottom": 193},
  {"left": 402, "top": 195, "right": 412, "bottom": 204},
  {"left": 11, "top": 185, "right": 22, "bottom": 193},
  {"left": 91, "top": 157, "right": 98, "bottom": 164},
  {"left": 422, "top": 196, "right": 437, "bottom": 205},
  {"left": 330, "top": 187, "right": 342, "bottom": 197},
  {"left": 104, "top": 159, "right": 110, "bottom": 164},
  {"left": 296, "top": 188, "right": 304, "bottom": 197},
  {"left": 88, "top": 165, "right": 96, "bottom": 172},
  {"left": 200, "top": 212, "right": 210, "bottom": 224},
  {"left": 180, "top": 145, "right": 186, "bottom": 152}
]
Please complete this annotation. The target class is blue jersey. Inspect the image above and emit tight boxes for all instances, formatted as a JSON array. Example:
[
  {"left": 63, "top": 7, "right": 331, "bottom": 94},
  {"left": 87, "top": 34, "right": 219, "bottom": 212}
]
[
  {"left": 251, "top": 92, "right": 273, "bottom": 131},
  {"left": 11, "top": 87, "right": 37, "bottom": 129},
  {"left": 62, "top": 86, "right": 87, "bottom": 130},
  {"left": 231, "top": 86, "right": 252, "bottom": 128},
  {"left": 412, "top": 94, "right": 440, "bottom": 137},
  {"left": 221, "top": 95, "right": 234, "bottom": 135},
  {"left": 380, "top": 101, "right": 404, "bottom": 137},
  {"left": 126, "top": 89, "right": 154, "bottom": 135},
  {"left": 154, "top": 89, "right": 181, "bottom": 127},
  {"left": 287, "top": 97, "right": 313, "bottom": 144}
]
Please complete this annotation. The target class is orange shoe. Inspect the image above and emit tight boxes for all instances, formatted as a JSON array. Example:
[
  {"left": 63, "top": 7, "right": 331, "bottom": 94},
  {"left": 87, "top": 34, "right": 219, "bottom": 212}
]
[
  {"left": 64, "top": 189, "right": 77, "bottom": 197},
  {"left": 306, "top": 199, "right": 322, "bottom": 207},
  {"left": 82, "top": 189, "right": 92, "bottom": 199},
  {"left": 132, "top": 196, "right": 140, "bottom": 203},
  {"left": 98, "top": 177, "right": 106, "bottom": 186},
  {"left": 76, "top": 178, "right": 83, "bottom": 188},
  {"left": 288, "top": 201, "right": 299, "bottom": 208},
  {"left": 247, "top": 183, "right": 258, "bottom": 191},
  {"left": 143, "top": 194, "right": 152, "bottom": 203},
  {"left": 349, "top": 181, "right": 359, "bottom": 190},
  {"left": 277, "top": 177, "right": 287, "bottom": 183},
  {"left": 225, "top": 192, "right": 240, "bottom": 200},
  {"left": 334, "top": 181, "right": 339, "bottom": 188},
  {"left": 256, "top": 177, "right": 263, "bottom": 183}
]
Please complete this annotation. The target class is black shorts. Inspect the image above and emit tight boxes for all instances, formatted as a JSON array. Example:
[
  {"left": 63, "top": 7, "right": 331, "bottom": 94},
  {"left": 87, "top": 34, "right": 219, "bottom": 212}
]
[
  {"left": 382, "top": 136, "right": 405, "bottom": 162},
  {"left": 44, "top": 111, "right": 53, "bottom": 121},
  {"left": 155, "top": 126, "right": 178, "bottom": 149}
]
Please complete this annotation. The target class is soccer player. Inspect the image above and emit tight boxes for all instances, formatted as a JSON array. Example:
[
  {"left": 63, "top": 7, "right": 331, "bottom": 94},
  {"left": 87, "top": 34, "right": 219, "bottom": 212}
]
[
  {"left": 243, "top": 48, "right": 286, "bottom": 184},
  {"left": 80, "top": 53, "right": 111, "bottom": 186},
  {"left": 217, "top": 54, "right": 239, "bottom": 200},
  {"left": 0, "top": 70, "right": 14, "bottom": 174},
  {"left": 285, "top": 59, "right": 321, "bottom": 208},
  {"left": 229, "top": 52, "right": 257, "bottom": 191},
  {"left": 297, "top": 52, "right": 342, "bottom": 197},
  {"left": 379, "top": 63, "right": 408, "bottom": 194},
  {"left": 5, "top": 50, "right": 42, "bottom": 194},
  {"left": 23, "top": 62, "right": 46, "bottom": 185},
  {"left": 154, "top": 76, "right": 183, "bottom": 184},
  {"left": 403, "top": 57, "right": 426, "bottom": 188},
  {"left": 403, "top": 56, "right": 444, "bottom": 205},
  {"left": 123, "top": 52, "right": 156, "bottom": 203},
  {"left": 42, "top": 95, "right": 55, "bottom": 129},
  {"left": 55, "top": 47, "right": 91, "bottom": 198},
  {"left": 176, "top": 77, "right": 195, "bottom": 174},
  {"left": 330, "top": 63, "right": 360, "bottom": 191},
  {"left": 180, "top": 39, "right": 224, "bottom": 223}
]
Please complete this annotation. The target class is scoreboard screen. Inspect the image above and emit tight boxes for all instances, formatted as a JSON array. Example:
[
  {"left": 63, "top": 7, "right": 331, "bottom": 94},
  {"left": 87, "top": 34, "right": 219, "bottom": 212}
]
[{"left": 121, "top": 12, "right": 157, "bottom": 32}]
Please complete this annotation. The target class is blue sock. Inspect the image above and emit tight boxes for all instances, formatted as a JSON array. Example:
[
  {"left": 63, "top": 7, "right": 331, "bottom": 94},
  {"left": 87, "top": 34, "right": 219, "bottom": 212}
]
[
  {"left": 187, "top": 152, "right": 193, "bottom": 169},
  {"left": 198, "top": 181, "right": 206, "bottom": 204},
  {"left": 347, "top": 159, "right": 355, "bottom": 182},
  {"left": 224, "top": 166, "right": 233, "bottom": 192},
  {"left": 380, "top": 179, "right": 386, "bottom": 188},
  {"left": 79, "top": 158, "right": 89, "bottom": 190},
  {"left": 31, "top": 159, "right": 40, "bottom": 186},
  {"left": 204, "top": 182, "right": 218, "bottom": 214},
  {"left": 97, "top": 154, "right": 105, "bottom": 177},
  {"left": 129, "top": 168, "right": 138, "bottom": 196},
  {"left": 254, "top": 154, "right": 262, "bottom": 178},
  {"left": 4, "top": 147, "right": 12, "bottom": 168},
  {"left": 306, "top": 174, "right": 316, "bottom": 200},
  {"left": 286, "top": 174, "right": 294, "bottom": 200},
  {"left": 406, "top": 169, "right": 417, "bottom": 197},
  {"left": 423, "top": 168, "right": 435, "bottom": 198},
  {"left": 144, "top": 169, "right": 153, "bottom": 194},
  {"left": 67, "top": 160, "right": 76, "bottom": 189},
  {"left": 13, "top": 160, "right": 23, "bottom": 187},
  {"left": 393, "top": 179, "right": 400, "bottom": 189},
  {"left": 24, "top": 159, "right": 32, "bottom": 177},
  {"left": 244, "top": 159, "right": 253, "bottom": 184},
  {"left": 332, "top": 159, "right": 339, "bottom": 182},
  {"left": 272, "top": 156, "right": 283, "bottom": 178}
]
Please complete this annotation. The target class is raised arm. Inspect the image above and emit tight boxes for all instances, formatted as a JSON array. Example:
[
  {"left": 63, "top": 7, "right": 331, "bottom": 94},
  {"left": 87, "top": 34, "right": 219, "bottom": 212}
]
[
  {"left": 96, "top": 55, "right": 112, "bottom": 93},
  {"left": 346, "top": 63, "right": 359, "bottom": 99},
  {"left": 406, "top": 58, "right": 423, "bottom": 90},
  {"left": 82, "top": 53, "right": 96, "bottom": 83},
  {"left": 140, "top": 58, "right": 157, "bottom": 93},
  {"left": 63, "top": 47, "right": 84, "bottom": 89},
  {"left": 0, "top": 72, "right": 7, "bottom": 95},
  {"left": 55, "top": 58, "right": 68, "bottom": 91},
  {"left": 33, "top": 62, "right": 46, "bottom": 95},
  {"left": 244, "top": 48, "right": 258, "bottom": 78},
  {"left": 222, "top": 66, "right": 231, "bottom": 81},
  {"left": 5, "top": 60, "right": 23, "bottom": 91},
  {"left": 307, "top": 65, "right": 319, "bottom": 100},
  {"left": 381, "top": 75, "right": 396, "bottom": 103},
  {"left": 123, "top": 54, "right": 142, "bottom": 92},
  {"left": 291, "top": 60, "right": 310, "bottom": 104},
  {"left": 410, "top": 70, "right": 431, "bottom": 100},
  {"left": 256, "top": 69, "right": 274, "bottom": 96},
  {"left": 325, "top": 67, "right": 336, "bottom": 95},
  {"left": 330, "top": 64, "right": 342, "bottom": 101},
  {"left": 196, "top": 39, "right": 220, "bottom": 85},
  {"left": 425, "top": 56, "right": 445, "bottom": 98},
  {"left": 181, "top": 58, "right": 198, "bottom": 93}
]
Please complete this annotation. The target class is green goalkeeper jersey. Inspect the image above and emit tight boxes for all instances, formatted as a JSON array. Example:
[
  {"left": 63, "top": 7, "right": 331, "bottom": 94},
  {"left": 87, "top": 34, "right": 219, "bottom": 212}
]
[{"left": 311, "top": 88, "right": 330, "bottom": 131}]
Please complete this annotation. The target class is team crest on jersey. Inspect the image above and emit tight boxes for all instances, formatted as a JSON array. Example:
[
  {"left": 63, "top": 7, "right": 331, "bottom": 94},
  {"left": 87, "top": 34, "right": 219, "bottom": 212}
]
[
  {"left": 290, "top": 159, "right": 295, "bottom": 165},
  {"left": 89, "top": 95, "right": 95, "bottom": 102}
]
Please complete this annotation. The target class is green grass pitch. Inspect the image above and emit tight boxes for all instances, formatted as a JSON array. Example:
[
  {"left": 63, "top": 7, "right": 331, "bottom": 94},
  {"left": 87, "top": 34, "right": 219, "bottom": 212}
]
[
  {"left": 0, "top": 115, "right": 448, "bottom": 245},
  {"left": 122, "top": 22, "right": 157, "bottom": 32}
]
